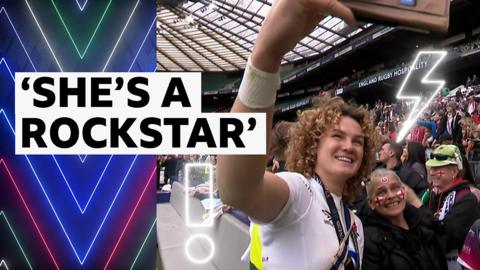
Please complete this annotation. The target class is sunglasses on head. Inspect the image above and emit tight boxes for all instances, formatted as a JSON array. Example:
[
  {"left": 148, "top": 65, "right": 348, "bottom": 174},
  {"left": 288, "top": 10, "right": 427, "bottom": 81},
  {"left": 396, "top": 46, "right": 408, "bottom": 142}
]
[{"left": 431, "top": 153, "right": 454, "bottom": 160}]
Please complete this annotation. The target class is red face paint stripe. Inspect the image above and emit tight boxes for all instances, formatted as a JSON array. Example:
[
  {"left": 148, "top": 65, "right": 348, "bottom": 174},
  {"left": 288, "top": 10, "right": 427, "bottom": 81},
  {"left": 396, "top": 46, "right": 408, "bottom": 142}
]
[{"left": 375, "top": 196, "right": 386, "bottom": 206}]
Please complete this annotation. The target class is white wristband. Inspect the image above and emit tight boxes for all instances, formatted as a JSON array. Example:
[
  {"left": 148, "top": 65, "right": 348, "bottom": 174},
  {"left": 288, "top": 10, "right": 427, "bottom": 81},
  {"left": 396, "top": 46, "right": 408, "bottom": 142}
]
[{"left": 238, "top": 57, "right": 280, "bottom": 108}]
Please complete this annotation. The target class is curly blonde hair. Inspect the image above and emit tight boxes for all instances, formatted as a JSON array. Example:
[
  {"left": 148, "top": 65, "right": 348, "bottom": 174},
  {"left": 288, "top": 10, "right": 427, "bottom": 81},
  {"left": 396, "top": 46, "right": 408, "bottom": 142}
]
[{"left": 285, "top": 96, "right": 377, "bottom": 201}]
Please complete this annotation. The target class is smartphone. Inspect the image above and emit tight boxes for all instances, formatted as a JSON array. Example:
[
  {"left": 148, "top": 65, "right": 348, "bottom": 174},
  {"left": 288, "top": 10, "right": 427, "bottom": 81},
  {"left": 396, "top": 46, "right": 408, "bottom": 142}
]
[{"left": 341, "top": 0, "right": 450, "bottom": 33}]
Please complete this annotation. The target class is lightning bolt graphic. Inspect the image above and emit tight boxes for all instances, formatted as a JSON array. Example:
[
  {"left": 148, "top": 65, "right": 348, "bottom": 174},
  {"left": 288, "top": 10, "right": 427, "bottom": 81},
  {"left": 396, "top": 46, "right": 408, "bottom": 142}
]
[{"left": 396, "top": 51, "right": 447, "bottom": 142}]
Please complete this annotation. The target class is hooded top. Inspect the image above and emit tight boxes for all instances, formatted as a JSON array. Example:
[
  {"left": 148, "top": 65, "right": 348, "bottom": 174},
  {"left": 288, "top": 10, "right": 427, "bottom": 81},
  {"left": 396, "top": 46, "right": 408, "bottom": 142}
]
[
  {"left": 427, "top": 179, "right": 480, "bottom": 252},
  {"left": 362, "top": 204, "right": 448, "bottom": 270}
]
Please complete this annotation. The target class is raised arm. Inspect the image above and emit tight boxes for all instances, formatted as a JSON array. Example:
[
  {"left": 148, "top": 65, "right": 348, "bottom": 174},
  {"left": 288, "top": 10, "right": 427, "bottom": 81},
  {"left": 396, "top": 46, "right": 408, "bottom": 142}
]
[{"left": 216, "top": 0, "right": 356, "bottom": 223}]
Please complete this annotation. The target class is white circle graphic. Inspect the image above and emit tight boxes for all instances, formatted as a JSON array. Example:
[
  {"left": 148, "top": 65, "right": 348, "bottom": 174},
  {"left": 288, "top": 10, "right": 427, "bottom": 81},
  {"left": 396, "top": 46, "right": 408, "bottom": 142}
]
[{"left": 185, "top": 234, "right": 215, "bottom": 264}]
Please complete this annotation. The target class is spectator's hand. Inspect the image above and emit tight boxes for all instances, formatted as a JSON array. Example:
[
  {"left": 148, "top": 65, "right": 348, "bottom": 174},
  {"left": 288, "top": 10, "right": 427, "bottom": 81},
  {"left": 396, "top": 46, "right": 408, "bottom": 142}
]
[{"left": 251, "top": 0, "right": 356, "bottom": 72}]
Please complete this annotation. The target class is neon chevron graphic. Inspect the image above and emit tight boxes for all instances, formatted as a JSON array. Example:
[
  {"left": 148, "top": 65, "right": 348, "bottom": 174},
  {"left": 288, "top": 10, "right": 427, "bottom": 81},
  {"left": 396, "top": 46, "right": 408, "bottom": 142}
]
[
  {"left": 128, "top": 16, "right": 156, "bottom": 72},
  {"left": 25, "top": 0, "right": 141, "bottom": 71},
  {"left": 0, "top": 57, "right": 123, "bottom": 214},
  {"left": 29, "top": 155, "right": 139, "bottom": 263},
  {"left": 129, "top": 219, "right": 157, "bottom": 270},
  {"left": 0, "top": 5, "right": 100, "bottom": 163},
  {"left": 1, "top": 99, "right": 139, "bottom": 265},
  {"left": 0, "top": 58, "right": 14, "bottom": 80},
  {"left": 102, "top": 0, "right": 140, "bottom": 71},
  {"left": 52, "top": 155, "right": 113, "bottom": 213},
  {"left": 2, "top": 2, "right": 156, "bottom": 267},
  {"left": 0, "top": 260, "right": 9, "bottom": 270},
  {"left": 75, "top": 0, "right": 89, "bottom": 11},
  {"left": 0, "top": 211, "right": 33, "bottom": 270},
  {"left": 0, "top": 158, "right": 60, "bottom": 270},
  {"left": 0, "top": 56, "right": 142, "bottom": 264},
  {"left": 396, "top": 51, "right": 447, "bottom": 142},
  {"left": 31, "top": 154, "right": 139, "bottom": 264},
  {"left": 0, "top": 8, "right": 37, "bottom": 71},
  {"left": 1, "top": 15, "right": 154, "bottom": 263},
  {"left": 50, "top": 0, "right": 112, "bottom": 59},
  {"left": 103, "top": 166, "right": 155, "bottom": 270}
]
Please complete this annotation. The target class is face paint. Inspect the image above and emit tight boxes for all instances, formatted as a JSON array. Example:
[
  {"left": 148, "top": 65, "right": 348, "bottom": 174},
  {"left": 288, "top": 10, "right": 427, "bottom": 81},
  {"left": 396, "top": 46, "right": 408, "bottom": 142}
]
[
  {"left": 396, "top": 188, "right": 405, "bottom": 200},
  {"left": 375, "top": 196, "right": 385, "bottom": 206},
  {"left": 434, "top": 170, "right": 446, "bottom": 177},
  {"left": 380, "top": 177, "right": 389, "bottom": 183}
]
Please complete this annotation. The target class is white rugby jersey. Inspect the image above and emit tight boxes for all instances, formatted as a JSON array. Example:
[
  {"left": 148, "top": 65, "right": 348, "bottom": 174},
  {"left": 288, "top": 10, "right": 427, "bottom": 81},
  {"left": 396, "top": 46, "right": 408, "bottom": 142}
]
[{"left": 243, "top": 171, "right": 364, "bottom": 270}]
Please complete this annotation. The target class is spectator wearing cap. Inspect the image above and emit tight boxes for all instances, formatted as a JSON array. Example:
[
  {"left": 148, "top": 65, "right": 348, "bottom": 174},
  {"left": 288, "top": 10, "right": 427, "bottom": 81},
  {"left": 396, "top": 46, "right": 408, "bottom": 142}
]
[
  {"left": 423, "top": 145, "right": 480, "bottom": 270},
  {"left": 378, "top": 141, "right": 429, "bottom": 196}
]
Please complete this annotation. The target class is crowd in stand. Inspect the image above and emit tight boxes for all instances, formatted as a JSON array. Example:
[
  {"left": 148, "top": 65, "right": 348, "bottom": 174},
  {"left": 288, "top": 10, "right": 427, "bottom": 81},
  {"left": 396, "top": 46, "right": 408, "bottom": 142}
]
[
  {"left": 264, "top": 87, "right": 480, "bottom": 269},
  {"left": 159, "top": 0, "right": 480, "bottom": 268},
  {"left": 371, "top": 81, "right": 480, "bottom": 167},
  {"left": 158, "top": 83, "right": 480, "bottom": 270},
  {"left": 453, "top": 37, "right": 480, "bottom": 55}
]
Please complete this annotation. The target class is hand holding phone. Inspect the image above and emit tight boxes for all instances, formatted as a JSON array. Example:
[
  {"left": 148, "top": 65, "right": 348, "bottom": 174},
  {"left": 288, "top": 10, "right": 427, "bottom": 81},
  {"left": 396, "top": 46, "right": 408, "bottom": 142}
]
[{"left": 340, "top": 0, "right": 451, "bottom": 33}]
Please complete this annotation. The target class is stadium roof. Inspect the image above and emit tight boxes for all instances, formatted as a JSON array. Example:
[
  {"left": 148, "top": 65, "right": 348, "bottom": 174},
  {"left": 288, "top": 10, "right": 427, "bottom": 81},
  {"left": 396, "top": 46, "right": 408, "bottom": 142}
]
[{"left": 156, "top": 0, "right": 371, "bottom": 71}]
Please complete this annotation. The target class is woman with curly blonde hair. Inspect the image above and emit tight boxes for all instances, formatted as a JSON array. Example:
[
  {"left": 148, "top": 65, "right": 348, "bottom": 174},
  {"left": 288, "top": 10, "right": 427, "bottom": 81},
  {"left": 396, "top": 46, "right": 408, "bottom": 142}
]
[
  {"left": 285, "top": 97, "right": 377, "bottom": 201},
  {"left": 216, "top": 0, "right": 376, "bottom": 268}
]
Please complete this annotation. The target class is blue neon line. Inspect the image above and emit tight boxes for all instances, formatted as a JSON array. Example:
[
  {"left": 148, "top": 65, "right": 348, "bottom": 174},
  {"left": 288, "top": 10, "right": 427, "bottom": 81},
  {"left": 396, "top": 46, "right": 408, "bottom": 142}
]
[
  {"left": 0, "top": 58, "right": 15, "bottom": 80},
  {"left": 0, "top": 62, "right": 139, "bottom": 264},
  {"left": 0, "top": 8, "right": 37, "bottom": 72},
  {"left": 128, "top": 16, "right": 156, "bottom": 72},
  {"left": 1, "top": 38, "right": 108, "bottom": 215},
  {"left": 3, "top": 3, "right": 98, "bottom": 166},
  {"left": 52, "top": 155, "right": 113, "bottom": 214},
  {"left": 0, "top": 110, "right": 82, "bottom": 263},
  {"left": 1, "top": 110, "right": 139, "bottom": 264},
  {"left": 85, "top": 155, "right": 138, "bottom": 264},
  {"left": 0, "top": 12, "right": 157, "bottom": 258},
  {"left": 0, "top": 56, "right": 111, "bottom": 215}
]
